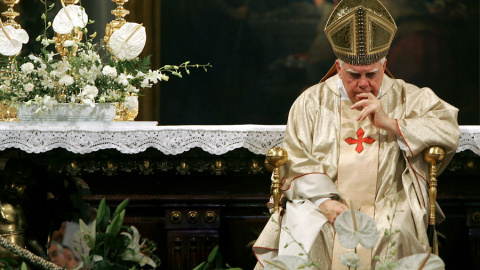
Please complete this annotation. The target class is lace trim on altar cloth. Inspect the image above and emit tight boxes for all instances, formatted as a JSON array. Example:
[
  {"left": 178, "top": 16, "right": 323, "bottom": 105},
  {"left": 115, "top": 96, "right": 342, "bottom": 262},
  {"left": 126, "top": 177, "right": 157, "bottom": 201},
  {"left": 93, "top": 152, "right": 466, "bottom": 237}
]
[
  {"left": 0, "top": 124, "right": 286, "bottom": 155},
  {"left": 457, "top": 126, "right": 480, "bottom": 155},
  {"left": 0, "top": 124, "right": 477, "bottom": 155}
]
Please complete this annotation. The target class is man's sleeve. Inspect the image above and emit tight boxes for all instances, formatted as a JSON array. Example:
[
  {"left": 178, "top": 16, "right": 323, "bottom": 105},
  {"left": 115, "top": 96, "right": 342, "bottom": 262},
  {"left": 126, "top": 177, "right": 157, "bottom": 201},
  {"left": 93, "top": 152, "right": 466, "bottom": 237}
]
[
  {"left": 280, "top": 87, "right": 340, "bottom": 203},
  {"left": 395, "top": 87, "right": 459, "bottom": 172}
]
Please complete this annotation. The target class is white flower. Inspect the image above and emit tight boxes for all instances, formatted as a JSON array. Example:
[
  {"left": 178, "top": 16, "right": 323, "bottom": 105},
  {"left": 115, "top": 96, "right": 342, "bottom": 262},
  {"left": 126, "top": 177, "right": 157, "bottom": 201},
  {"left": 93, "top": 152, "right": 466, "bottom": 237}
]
[
  {"left": 80, "top": 85, "right": 98, "bottom": 98},
  {"left": 63, "top": 40, "right": 77, "bottom": 47},
  {"left": 24, "top": 83, "right": 34, "bottom": 92},
  {"left": 46, "top": 51, "right": 56, "bottom": 62},
  {"left": 116, "top": 73, "right": 133, "bottom": 86},
  {"left": 28, "top": 54, "right": 42, "bottom": 63},
  {"left": 20, "top": 62, "right": 35, "bottom": 74},
  {"left": 51, "top": 60, "right": 71, "bottom": 78},
  {"left": 79, "top": 67, "right": 98, "bottom": 84},
  {"left": 79, "top": 219, "right": 96, "bottom": 249},
  {"left": 81, "top": 97, "right": 95, "bottom": 107},
  {"left": 0, "top": 25, "right": 29, "bottom": 56},
  {"left": 41, "top": 77, "right": 55, "bottom": 89},
  {"left": 59, "top": 75, "right": 74, "bottom": 86},
  {"left": 41, "top": 38, "right": 50, "bottom": 47},
  {"left": 52, "top": 5, "right": 88, "bottom": 34},
  {"left": 108, "top": 22, "right": 146, "bottom": 60},
  {"left": 264, "top": 255, "right": 312, "bottom": 270},
  {"left": 120, "top": 226, "right": 156, "bottom": 268},
  {"left": 140, "top": 78, "right": 152, "bottom": 88},
  {"left": 334, "top": 209, "right": 378, "bottom": 249},
  {"left": 146, "top": 69, "right": 162, "bottom": 84},
  {"left": 102, "top": 66, "right": 117, "bottom": 77},
  {"left": 127, "top": 85, "right": 139, "bottom": 93},
  {"left": 394, "top": 253, "right": 445, "bottom": 270},
  {"left": 124, "top": 96, "right": 138, "bottom": 111},
  {"left": 340, "top": 252, "right": 361, "bottom": 268}
]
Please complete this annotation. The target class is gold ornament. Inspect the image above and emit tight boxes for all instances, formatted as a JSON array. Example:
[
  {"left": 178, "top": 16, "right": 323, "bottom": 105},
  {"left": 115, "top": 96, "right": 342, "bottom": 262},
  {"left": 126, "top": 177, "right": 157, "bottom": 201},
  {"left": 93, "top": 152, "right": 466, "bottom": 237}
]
[
  {"left": 324, "top": 0, "right": 397, "bottom": 65},
  {"left": 0, "top": 0, "right": 20, "bottom": 29},
  {"left": 54, "top": 0, "right": 83, "bottom": 57},
  {"left": 114, "top": 94, "right": 138, "bottom": 121},
  {"left": 104, "top": 0, "right": 130, "bottom": 45}
]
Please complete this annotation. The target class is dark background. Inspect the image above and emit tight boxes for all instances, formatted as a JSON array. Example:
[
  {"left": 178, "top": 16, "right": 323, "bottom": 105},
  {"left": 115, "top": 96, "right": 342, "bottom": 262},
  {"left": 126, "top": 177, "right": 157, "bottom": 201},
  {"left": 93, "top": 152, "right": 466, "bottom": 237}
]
[
  {"left": 13, "top": 0, "right": 480, "bottom": 125},
  {"left": 159, "top": 0, "right": 479, "bottom": 125}
]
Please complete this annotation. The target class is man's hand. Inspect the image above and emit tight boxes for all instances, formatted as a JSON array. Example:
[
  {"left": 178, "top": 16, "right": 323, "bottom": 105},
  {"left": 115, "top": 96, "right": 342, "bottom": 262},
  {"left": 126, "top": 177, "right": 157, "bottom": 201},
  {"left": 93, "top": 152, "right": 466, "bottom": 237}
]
[
  {"left": 351, "top": 92, "right": 400, "bottom": 136},
  {"left": 319, "top": 199, "right": 348, "bottom": 226}
]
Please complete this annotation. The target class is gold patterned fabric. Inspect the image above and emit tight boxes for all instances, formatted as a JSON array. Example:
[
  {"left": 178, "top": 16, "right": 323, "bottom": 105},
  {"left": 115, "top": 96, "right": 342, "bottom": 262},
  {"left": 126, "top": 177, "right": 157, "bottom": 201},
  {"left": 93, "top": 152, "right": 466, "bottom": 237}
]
[
  {"left": 324, "top": 0, "right": 397, "bottom": 65},
  {"left": 253, "top": 74, "right": 459, "bottom": 268}
]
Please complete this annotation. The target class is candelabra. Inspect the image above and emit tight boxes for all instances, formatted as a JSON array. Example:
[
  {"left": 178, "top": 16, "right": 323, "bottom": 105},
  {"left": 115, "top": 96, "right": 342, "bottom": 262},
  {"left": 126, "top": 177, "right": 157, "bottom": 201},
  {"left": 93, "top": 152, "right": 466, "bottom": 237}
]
[
  {"left": 104, "top": 0, "right": 130, "bottom": 44},
  {"left": 0, "top": 0, "right": 20, "bottom": 29}
]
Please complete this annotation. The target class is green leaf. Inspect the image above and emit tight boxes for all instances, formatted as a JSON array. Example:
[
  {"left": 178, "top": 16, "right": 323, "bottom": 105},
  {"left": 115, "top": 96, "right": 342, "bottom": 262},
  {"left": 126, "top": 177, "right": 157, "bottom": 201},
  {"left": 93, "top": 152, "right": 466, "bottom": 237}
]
[
  {"left": 103, "top": 204, "right": 112, "bottom": 228},
  {"left": 192, "top": 262, "right": 206, "bottom": 270},
  {"left": 215, "top": 249, "right": 223, "bottom": 269},
  {"left": 207, "top": 245, "right": 219, "bottom": 263},
  {"left": 107, "top": 209, "right": 125, "bottom": 237},
  {"left": 114, "top": 198, "right": 130, "bottom": 216},
  {"left": 21, "top": 262, "right": 28, "bottom": 270},
  {"left": 96, "top": 198, "right": 107, "bottom": 225}
]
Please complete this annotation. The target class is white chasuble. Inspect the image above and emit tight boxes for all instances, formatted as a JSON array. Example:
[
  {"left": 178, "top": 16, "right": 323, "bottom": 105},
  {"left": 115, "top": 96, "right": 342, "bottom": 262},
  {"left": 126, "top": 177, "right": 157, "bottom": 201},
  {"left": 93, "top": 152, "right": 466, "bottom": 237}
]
[{"left": 331, "top": 100, "right": 379, "bottom": 270}]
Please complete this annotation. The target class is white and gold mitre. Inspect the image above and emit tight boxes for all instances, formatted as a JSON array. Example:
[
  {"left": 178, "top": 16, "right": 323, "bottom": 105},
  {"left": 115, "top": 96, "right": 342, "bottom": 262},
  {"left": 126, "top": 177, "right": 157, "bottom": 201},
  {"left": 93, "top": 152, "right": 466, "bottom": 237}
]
[{"left": 324, "top": 0, "right": 397, "bottom": 65}]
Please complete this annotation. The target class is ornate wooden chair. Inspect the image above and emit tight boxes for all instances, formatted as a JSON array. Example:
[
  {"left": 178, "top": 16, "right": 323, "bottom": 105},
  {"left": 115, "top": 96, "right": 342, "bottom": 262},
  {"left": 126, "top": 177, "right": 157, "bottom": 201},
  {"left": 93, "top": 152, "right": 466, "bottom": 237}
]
[{"left": 265, "top": 145, "right": 445, "bottom": 255}]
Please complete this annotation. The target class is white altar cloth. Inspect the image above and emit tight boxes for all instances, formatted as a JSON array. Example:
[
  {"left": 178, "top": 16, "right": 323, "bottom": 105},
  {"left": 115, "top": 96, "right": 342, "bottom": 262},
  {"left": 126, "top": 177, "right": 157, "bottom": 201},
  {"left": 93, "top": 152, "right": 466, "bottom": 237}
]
[{"left": 0, "top": 123, "right": 477, "bottom": 156}]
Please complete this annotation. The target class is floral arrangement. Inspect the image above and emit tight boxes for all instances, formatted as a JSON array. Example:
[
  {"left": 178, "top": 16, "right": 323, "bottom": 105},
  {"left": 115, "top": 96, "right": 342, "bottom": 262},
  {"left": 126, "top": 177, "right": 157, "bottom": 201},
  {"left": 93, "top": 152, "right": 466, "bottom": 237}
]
[
  {"left": 0, "top": 0, "right": 209, "bottom": 113},
  {"left": 76, "top": 198, "right": 160, "bottom": 270}
]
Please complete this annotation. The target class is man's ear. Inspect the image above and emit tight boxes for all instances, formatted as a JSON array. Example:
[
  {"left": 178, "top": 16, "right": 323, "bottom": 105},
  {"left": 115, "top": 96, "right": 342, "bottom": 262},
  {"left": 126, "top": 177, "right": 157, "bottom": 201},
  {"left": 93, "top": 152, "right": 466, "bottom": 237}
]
[{"left": 335, "top": 59, "right": 341, "bottom": 77}]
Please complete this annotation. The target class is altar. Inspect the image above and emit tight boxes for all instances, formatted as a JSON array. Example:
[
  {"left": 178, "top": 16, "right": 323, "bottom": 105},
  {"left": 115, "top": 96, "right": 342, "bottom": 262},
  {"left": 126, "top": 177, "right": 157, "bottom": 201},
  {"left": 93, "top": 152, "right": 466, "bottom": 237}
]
[{"left": 0, "top": 123, "right": 479, "bottom": 269}]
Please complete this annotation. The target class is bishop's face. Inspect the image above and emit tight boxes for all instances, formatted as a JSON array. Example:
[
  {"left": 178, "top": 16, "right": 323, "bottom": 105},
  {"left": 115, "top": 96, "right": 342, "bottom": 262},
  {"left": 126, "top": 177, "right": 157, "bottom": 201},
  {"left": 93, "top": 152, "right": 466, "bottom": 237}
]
[{"left": 335, "top": 59, "right": 386, "bottom": 104}]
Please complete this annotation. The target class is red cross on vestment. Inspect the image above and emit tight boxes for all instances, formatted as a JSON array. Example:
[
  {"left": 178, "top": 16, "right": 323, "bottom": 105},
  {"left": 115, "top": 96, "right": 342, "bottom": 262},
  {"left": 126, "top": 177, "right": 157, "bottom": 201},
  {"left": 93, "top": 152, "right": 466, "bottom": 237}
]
[{"left": 345, "top": 128, "right": 375, "bottom": 153}]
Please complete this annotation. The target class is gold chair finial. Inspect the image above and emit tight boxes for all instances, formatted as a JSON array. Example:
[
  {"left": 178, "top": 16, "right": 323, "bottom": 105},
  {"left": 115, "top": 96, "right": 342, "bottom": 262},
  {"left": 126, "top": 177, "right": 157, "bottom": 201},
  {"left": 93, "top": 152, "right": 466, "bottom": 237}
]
[{"left": 266, "top": 146, "right": 288, "bottom": 213}]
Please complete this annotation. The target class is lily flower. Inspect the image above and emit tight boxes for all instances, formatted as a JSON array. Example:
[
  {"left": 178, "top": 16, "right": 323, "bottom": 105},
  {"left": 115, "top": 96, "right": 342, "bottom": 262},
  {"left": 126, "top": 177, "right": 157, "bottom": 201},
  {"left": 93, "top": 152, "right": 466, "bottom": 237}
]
[
  {"left": 120, "top": 226, "right": 157, "bottom": 268},
  {"left": 79, "top": 219, "right": 96, "bottom": 249}
]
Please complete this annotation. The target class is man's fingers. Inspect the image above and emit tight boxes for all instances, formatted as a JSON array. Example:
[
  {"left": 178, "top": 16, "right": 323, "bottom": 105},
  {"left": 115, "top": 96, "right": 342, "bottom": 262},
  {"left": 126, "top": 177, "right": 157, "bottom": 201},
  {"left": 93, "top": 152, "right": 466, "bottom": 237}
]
[{"left": 356, "top": 106, "right": 376, "bottom": 121}]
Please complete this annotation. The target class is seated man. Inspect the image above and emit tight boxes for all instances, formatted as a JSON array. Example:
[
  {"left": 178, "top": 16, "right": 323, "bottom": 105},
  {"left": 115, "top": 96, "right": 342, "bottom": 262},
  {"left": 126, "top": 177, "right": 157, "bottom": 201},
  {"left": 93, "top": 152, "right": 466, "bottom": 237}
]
[{"left": 253, "top": 0, "right": 460, "bottom": 269}]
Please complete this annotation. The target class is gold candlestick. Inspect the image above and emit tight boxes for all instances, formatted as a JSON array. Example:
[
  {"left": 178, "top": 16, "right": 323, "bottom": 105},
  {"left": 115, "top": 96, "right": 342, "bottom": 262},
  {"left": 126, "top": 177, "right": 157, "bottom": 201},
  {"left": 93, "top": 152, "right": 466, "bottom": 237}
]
[
  {"left": 104, "top": 0, "right": 130, "bottom": 45},
  {"left": 0, "top": 0, "right": 20, "bottom": 29}
]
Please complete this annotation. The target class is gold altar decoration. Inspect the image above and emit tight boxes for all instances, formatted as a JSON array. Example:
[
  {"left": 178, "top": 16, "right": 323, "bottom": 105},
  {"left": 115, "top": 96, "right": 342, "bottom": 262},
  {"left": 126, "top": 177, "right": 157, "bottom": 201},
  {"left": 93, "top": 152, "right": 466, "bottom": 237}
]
[
  {"left": 114, "top": 94, "right": 138, "bottom": 121},
  {"left": 0, "top": 0, "right": 20, "bottom": 29},
  {"left": 423, "top": 146, "right": 445, "bottom": 255},
  {"left": 54, "top": 0, "right": 83, "bottom": 57},
  {"left": 104, "top": 0, "right": 130, "bottom": 45},
  {"left": 266, "top": 146, "right": 288, "bottom": 213},
  {"left": 0, "top": 101, "right": 17, "bottom": 121},
  {"left": 0, "top": 0, "right": 20, "bottom": 121},
  {"left": 103, "top": 0, "right": 141, "bottom": 120}
]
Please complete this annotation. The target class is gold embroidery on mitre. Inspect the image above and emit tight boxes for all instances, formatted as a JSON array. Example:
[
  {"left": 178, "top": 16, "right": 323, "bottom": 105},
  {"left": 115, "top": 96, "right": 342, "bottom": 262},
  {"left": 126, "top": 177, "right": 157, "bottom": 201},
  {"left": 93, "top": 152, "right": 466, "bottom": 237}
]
[{"left": 324, "top": 0, "right": 397, "bottom": 66}]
